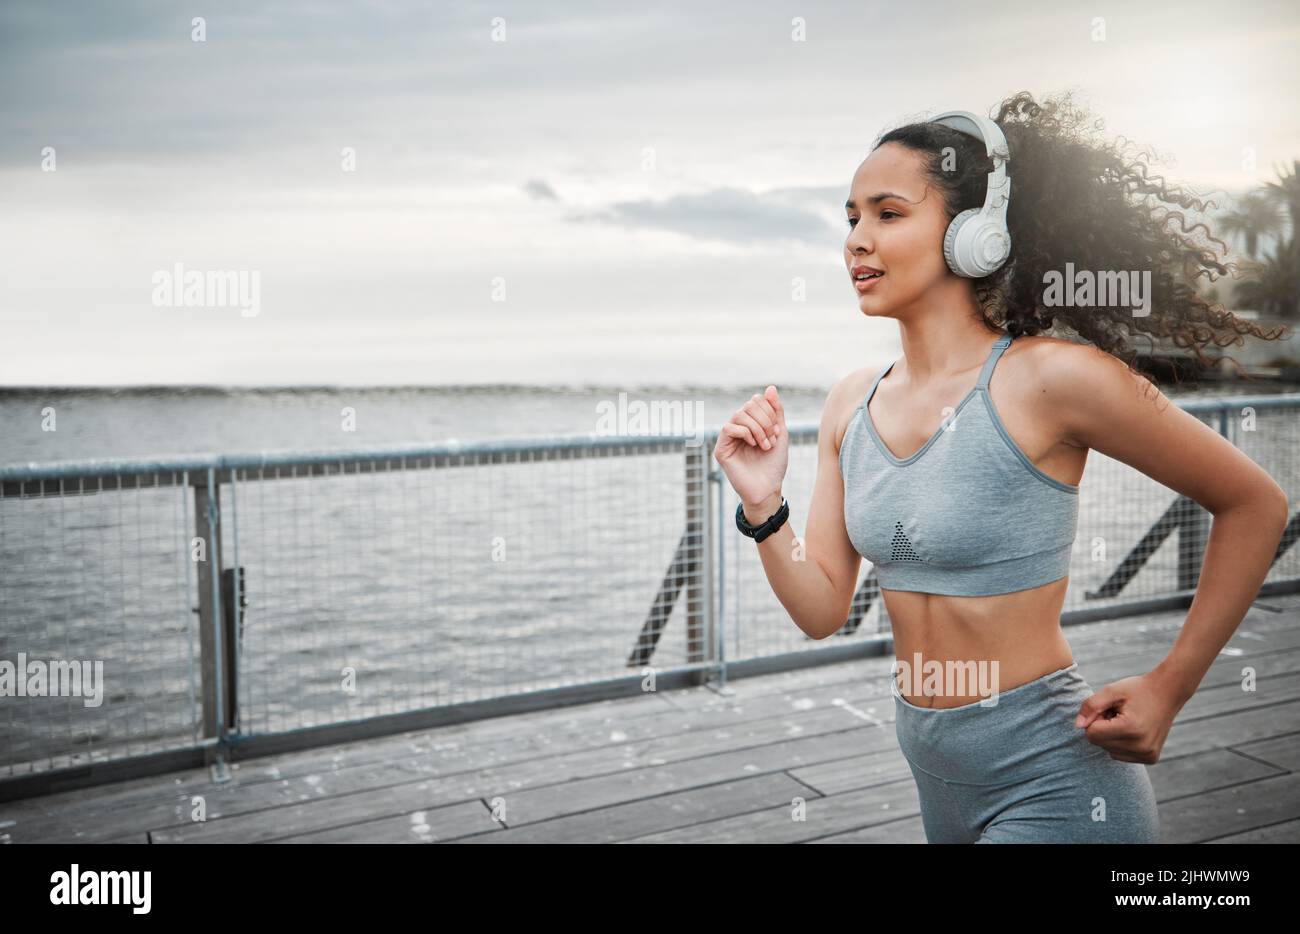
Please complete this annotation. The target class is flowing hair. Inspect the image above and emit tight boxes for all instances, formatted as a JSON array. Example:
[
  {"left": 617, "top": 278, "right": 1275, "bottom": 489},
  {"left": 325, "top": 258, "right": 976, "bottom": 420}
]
[{"left": 873, "top": 90, "right": 1289, "bottom": 386}]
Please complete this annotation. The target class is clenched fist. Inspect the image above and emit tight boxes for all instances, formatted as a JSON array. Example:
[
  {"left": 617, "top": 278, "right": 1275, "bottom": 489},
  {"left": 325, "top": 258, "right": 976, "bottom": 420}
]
[{"left": 714, "top": 385, "right": 789, "bottom": 513}]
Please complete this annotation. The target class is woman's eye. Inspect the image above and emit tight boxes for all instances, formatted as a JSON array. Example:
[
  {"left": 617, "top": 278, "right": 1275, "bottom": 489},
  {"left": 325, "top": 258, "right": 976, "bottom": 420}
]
[{"left": 846, "top": 211, "right": 899, "bottom": 229}]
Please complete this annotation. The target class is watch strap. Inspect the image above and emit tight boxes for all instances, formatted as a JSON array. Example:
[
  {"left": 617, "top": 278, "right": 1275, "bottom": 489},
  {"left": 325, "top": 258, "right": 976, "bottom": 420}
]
[{"left": 735, "top": 497, "right": 789, "bottom": 543}]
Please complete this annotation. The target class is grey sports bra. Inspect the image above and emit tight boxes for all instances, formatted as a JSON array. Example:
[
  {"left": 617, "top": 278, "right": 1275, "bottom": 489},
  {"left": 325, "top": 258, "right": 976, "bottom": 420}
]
[{"left": 839, "top": 333, "right": 1079, "bottom": 596}]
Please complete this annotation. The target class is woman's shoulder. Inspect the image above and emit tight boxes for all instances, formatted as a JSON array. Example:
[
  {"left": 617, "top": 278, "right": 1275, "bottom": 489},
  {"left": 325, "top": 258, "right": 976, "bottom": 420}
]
[
  {"left": 827, "top": 362, "right": 887, "bottom": 416},
  {"left": 1005, "top": 333, "right": 1165, "bottom": 431},
  {"left": 1004, "top": 333, "right": 1127, "bottom": 388},
  {"left": 1009, "top": 332, "right": 1150, "bottom": 386},
  {"left": 823, "top": 364, "right": 881, "bottom": 454},
  {"left": 1008, "top": 332, "right": 1082, "bottom": 358}
]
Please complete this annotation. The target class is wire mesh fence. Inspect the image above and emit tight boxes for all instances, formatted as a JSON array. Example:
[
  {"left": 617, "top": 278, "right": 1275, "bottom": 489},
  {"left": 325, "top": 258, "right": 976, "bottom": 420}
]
[
  {"left": 0, "top": 472, "right": 203, "bottom": 776},
  {"left": 2, "top": 393, "right": 1297, "bottom": 793}
]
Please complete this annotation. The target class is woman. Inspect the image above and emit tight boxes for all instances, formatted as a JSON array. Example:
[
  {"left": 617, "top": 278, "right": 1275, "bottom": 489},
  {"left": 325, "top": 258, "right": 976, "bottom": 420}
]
[{"left": 714, "top": 91, "right": 1291, "bottom": 843}]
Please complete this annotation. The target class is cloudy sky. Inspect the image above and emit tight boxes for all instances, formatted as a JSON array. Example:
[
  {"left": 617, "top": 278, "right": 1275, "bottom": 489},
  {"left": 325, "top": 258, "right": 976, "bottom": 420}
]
[{"left": 1, "top": 0, "right": 1297, "bottom": 387}]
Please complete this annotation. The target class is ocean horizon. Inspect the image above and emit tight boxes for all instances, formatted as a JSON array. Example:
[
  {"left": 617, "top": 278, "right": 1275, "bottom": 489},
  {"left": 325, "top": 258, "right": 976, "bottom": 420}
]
[{"left": 2, "top": 374, "right": 1293, "bottom": 467}]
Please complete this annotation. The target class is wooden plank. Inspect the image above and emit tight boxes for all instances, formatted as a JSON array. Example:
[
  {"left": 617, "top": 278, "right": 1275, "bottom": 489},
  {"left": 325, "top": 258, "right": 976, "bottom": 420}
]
[
  {"left": 151, "top": 788, "right": 494, "bottom": 844},
  {"left": 1227, "top": 733, "right": 1300, "bottom": 772},
  {"left": 0, "top": 688, "right": 681, "bottom": 834},
  {"left": 442, "top": 723, "right": 899, "bottom": 831},
  {"left": 268, "top": 804, "right": 504, "bottom": 843},
  {"left": 455, "top": 772, "right": 815, "bottom": 844},
  {"left": 1160, "top": 698, "right": 1300, "bottom": 759},
  {"left": 1148, "top": 748, "right": 1284, "bottom": 800},
  {"left": 1158, "top": 772, "right": 1300, "bottom": 843},
  {"left": 1088, "top": 640, "right": 1300, "bottom": 685},
  {"left": 1203, "top": 817, "right": 1300, "bottom": 843},
  {"left": 2, "top": 686, "right": 880, "bottom": 841},
  {"left": 612, "top": 778, "right": 922, "bottom": 844},
  {"left": 1, "top": 757, "right": 442, "bottom": 843},
  {"left": 144, "top": 707, "right": 868, "bottom": 843},
  {"left": 0, "top": 652, "right": 911, "bottom": 840},
  {"left": 809, "top": 813, "right": 929, "bottom": 843},
  {"left": 788, "top": 747, "right": 915, "bottom": 797},
  {"left": 1170, "top": 669, "right": 1300, "bottom": 721},
  {"left": 157, "top": 716, "right": 898, "bottom": 843}
]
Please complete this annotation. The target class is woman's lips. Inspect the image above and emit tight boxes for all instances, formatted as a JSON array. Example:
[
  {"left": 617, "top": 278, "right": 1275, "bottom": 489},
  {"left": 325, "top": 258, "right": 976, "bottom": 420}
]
[{"left": 854, "top": 272, "right": 884, "bottom": 293}]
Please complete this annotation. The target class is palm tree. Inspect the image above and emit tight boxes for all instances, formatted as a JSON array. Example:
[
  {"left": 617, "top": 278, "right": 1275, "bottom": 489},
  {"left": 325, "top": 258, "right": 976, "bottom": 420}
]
[
  {"left": 1219, "top": 189, "right": 1282, "bottom": 259},
  {"left": 1264, "top": 158, "right": 1300, "bottom": 243},
  {"left": 1235, "top": 241, "right": 1300, "bottom": 318},
  {"left": 1225, "top": 160, "right": 1300, "bottom": 320}
]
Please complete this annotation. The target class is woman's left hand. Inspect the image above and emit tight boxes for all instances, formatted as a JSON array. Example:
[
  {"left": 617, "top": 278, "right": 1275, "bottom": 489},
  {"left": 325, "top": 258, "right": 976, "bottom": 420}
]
[{"left": 1073, "top": 672, "right": 1186, "bottom": 764}]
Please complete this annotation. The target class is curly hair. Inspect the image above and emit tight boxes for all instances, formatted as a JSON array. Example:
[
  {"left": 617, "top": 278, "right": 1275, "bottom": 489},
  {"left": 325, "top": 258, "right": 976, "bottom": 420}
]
[{"left": 873, "top": 90, "right": 1289, "bottom": 386}]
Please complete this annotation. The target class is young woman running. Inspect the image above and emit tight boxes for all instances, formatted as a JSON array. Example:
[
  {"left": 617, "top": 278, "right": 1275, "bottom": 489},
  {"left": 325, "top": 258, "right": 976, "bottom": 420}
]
[{"left": 714, "top": 91, "right": 1291, "bottom": 843}]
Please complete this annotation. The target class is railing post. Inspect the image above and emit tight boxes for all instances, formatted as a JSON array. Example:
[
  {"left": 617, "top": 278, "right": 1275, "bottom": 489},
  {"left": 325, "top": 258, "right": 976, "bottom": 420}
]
[
  {"left": 684, "top": 442, "right": 710, "bottom": 682},
  {"left": 701, "top": 436, "right": 723, "bottom": 689},
  {"left": 226, "top": 466, "right": 244, "bottom": 735},
  {"left": 709, "top": 440, "right": 730, "bottom": 692},
  {"left": 220, "top": 567, "right": 245, "bottom": 732},
  {"left": 193, "top": 468, "right": 229, "bottom": 750}
]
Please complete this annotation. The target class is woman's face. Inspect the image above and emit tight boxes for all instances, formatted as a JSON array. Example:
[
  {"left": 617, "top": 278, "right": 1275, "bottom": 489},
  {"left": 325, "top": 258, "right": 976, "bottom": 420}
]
[{"left": 844, "top": 142, "right": 953, "bottom": 317}]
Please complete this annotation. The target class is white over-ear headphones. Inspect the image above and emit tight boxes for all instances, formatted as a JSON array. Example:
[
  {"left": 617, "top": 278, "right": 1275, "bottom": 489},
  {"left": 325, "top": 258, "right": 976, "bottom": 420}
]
[{"left": 928, "top": 110, "right": 1011, "bottom": 278}]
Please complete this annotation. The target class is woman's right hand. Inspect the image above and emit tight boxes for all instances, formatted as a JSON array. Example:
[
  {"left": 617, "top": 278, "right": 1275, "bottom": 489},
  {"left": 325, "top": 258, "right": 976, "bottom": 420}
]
[{"left": 714, "top": 385, "right": 789, "bottom": 510}]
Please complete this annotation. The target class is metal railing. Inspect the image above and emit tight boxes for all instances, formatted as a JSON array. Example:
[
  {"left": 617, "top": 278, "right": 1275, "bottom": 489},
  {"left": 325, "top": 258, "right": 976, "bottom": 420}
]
[{"left": 2, "top": 393, "right": 1299, "bottom": 799}]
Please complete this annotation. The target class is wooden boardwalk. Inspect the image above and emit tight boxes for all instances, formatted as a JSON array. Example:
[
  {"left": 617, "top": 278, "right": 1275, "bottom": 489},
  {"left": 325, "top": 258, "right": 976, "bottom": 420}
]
[{"left": 4, "top": 594, "right": 1300, "bottom": 844}]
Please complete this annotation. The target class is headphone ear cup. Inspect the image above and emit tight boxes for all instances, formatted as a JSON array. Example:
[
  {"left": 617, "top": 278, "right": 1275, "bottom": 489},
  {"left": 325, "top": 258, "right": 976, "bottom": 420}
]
[
  {"left": 977, "top": 224, "right": 1011, "bottom": 274},
  {"left": 944, "top": 210, "right": 1011, "bottom": 278},
  {"left": 942, "top": 209, "right": 980, "bottom": 277}
]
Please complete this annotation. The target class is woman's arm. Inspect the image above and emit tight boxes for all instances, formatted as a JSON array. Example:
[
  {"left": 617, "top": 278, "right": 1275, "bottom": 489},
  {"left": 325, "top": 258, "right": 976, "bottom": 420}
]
[
  {"left": 1048, "top": 342, "right": 1289, "bottom": 757},
  {"left": 724, "top": 377, "right": 864, "bottom": 640}
]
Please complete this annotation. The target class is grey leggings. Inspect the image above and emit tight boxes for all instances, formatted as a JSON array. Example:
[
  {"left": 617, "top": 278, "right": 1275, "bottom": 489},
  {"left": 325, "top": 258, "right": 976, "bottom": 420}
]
[{"left": 892, "top": 662, "right": 1161, "bottom": 843}]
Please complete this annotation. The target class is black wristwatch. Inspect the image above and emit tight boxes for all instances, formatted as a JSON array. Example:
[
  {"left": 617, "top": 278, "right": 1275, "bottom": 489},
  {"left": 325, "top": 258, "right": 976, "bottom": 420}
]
[{"left": 735, "top": 497, "right": 789, "bottom": 543}]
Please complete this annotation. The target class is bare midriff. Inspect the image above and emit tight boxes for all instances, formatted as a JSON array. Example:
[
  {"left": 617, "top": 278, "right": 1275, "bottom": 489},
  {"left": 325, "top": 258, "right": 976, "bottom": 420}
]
[{"left": 885, "top": 578, "right": 1075, "bottom": 707}]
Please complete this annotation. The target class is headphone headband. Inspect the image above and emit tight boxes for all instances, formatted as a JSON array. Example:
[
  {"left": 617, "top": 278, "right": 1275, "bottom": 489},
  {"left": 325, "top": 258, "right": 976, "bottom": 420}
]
[
  {"left": 928, "top": 110, "right": 1010, "bottom": 228},
  {"left": 927, "top": 110, "right": 1012, "bottom": 277}
]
